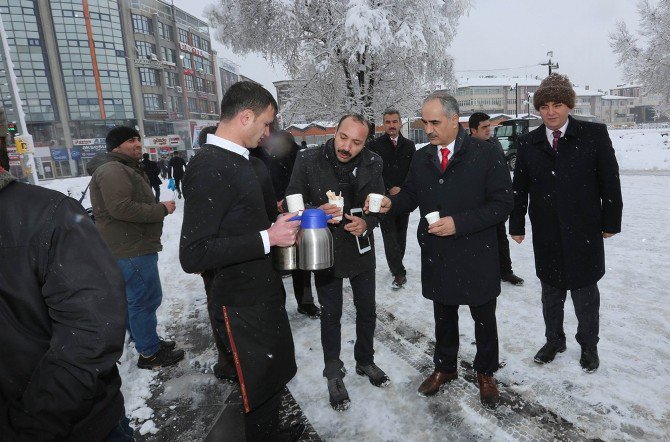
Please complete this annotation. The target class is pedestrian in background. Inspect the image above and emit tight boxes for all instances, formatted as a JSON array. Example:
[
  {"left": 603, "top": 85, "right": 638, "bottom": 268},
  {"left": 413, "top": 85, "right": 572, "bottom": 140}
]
[
  {"left": 168, "top": 151, "right": 187, "bottom": 199},
  {"left": 88, "top": 126, "right": 185, "bottom": 370},
  {"left": 140, "top": 152, "right": 162, "bottom": 202}
]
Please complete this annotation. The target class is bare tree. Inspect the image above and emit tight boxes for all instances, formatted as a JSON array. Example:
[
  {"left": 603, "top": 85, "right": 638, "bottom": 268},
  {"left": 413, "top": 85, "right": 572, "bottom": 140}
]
[
  {"left": 610, "top": 0, "right": 670, "bottom": 116},
  {"left": 206, "top": 0, "right": 470, "bottom": 124}
]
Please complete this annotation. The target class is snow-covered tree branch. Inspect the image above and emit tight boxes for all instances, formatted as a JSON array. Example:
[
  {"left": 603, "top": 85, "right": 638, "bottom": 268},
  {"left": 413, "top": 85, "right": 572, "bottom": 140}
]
[
  {"left": 610, "top": 0, "right": 670, "bottom": 116},
  {"left": 206, "top": 0, "right": 471, "bottom": 124}
]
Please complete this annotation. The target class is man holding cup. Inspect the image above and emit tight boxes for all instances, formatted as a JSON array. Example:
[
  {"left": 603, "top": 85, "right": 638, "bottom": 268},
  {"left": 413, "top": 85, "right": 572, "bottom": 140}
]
[
  {"left": 285, "top": 114, "right": 388, "bottom": 411},
  {"left": 180, "top": 82, "right": 303, "bottom": 440},
  {"left": 365, "top": 92, "right": 513, "bottom": 409}
]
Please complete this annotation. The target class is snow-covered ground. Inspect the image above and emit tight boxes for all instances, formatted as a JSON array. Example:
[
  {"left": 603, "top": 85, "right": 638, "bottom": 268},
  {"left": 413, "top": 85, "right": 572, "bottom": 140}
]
[{"left": 40, "top": 128, "right": 670, "bottom": 440}]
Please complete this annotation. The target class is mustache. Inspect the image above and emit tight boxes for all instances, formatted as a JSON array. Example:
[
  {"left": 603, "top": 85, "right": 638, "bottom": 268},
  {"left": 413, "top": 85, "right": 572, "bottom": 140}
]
[{"left": 337, "top": 150, "right": 351, "bottom": 157}]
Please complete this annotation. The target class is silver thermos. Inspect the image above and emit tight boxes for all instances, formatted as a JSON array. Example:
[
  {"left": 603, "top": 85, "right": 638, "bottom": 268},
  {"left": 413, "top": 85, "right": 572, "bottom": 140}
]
[{"left": 272, "top": 209, "right": 334, "bottom": 271}]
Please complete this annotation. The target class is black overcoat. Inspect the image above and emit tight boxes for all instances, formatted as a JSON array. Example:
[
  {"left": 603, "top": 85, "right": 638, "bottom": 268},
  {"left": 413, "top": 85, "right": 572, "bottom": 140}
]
[
  {"left": 368, "top": 133, "right": 415, "bottom": 192},
  {"left": 509, "top": 116, "right": 623, "bottom": 290},
  {"left": 390, "top": 128, "right": 513, "bottom": 306},
  {"left": 179, "top": 145, "right": 296, "bottom": 412},
  {"left": 285, "top": 140, "right": 385, "bottom": 279}
]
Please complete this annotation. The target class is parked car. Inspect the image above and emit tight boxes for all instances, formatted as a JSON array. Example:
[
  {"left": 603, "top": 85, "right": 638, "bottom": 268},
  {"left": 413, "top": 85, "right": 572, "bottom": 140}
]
[{"left": 494, "top": 118, "right": 539, "bottom": 171}]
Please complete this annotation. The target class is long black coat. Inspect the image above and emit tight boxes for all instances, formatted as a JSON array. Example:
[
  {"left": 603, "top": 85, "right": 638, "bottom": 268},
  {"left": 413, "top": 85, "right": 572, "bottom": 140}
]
[
  {"left": 285, "top": 140, "right": 385, "bottom": 279},
  {"left": 509, "top": 116, "right": 623, "bottom": 289},
  {"left": 369, "top": 133, "right": 415, "bottom": 192},
  {"left": 390, "top": 128, "right": 513, "bottom": 306},
  {"left": 179, "top": 145, "right": 296, "bottom": 412},
  {"left": 140, "top": 158, "right": 162, "bottom": 186},
  {"left": 0, "top": 171, "right": 127, "bottom": 441}
]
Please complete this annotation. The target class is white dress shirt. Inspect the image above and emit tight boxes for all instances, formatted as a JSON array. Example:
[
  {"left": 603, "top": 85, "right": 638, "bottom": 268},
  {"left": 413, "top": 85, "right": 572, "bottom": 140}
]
[
  {"left": 436, "top": 139, "right": 456, "bottom": 161},
  {"left": 206, "top": 133, "right": 271, "bottom": 254},
  {"left": 545, "top": 119, "right": 569, "bottom": 146}
]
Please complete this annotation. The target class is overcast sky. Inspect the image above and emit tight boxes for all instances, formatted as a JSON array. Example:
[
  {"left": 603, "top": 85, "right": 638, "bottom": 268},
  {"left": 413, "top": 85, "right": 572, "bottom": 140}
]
[{"left": 173, "top": 0, "right": 643, "bottom": 95}]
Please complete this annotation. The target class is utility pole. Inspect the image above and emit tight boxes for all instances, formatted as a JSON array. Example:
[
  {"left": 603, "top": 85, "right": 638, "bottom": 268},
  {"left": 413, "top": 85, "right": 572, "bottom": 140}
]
[
  {"left": 0, "top": 14, "right": 38, "bottom": 184},
  {"left": 515, "top": 82, "right": 519, "bottom": 118},
  {"left": 540, "top": 51, "right": 559, "bottom": 77}
]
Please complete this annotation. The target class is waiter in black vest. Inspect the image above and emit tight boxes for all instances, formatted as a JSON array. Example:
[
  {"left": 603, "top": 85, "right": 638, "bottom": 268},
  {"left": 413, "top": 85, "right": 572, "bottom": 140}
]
[{"left": 180, "top": 82, "right": 303, "bottom": 441}]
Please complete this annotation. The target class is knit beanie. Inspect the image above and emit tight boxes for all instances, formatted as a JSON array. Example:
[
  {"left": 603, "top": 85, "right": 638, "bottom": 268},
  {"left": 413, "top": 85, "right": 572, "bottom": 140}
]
[
  {"left": 533, "top": 74, "right": 576, "bottom": 110},
  {"left": 106, "top": 126, "right": 141, "bottom": 152}
]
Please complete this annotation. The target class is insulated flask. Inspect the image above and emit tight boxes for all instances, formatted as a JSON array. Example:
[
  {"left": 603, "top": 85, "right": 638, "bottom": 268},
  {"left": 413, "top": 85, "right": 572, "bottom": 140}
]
[{"left": 296, "top": 209, "right": 334, "bottom": 270}]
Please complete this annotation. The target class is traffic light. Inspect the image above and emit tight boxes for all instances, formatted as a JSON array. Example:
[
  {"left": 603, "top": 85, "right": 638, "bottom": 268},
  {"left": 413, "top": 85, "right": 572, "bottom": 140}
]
[{"left": 7, "top": 122, "right": 16, "bottom": 134}]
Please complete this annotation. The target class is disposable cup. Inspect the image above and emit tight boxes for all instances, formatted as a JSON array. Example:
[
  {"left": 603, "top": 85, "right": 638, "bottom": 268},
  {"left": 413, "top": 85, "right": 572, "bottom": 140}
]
[
  {"left": 329, "top": 198, "right": 344, "bottom": 221},
  {"left": 286, "top": 194, "right": 305, "bottom": 213},
  {"left": 368, "top": 193, "right": 384, "bottom": 213},
  {"left": 425, "top": 211, "right": 441, "bottom": 225}
]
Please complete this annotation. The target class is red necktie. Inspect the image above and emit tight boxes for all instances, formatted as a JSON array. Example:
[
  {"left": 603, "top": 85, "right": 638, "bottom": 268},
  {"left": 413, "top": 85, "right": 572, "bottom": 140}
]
[
  {"left": 440, "top": 147, "right": 450, "bottom": 172},
  {"left": 391, "top": 138, "right": 397, "bottom": 148},
  {"left": 552, "top": 130, "right": 561, "bottom": 151}
]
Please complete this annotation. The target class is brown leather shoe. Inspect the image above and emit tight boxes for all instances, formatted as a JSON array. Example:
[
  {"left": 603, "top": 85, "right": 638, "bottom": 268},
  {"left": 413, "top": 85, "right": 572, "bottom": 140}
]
[
  {"left": 417, "top": 370, "right": 457, "bottom": 396},
  {"left": 477, "top": 373, "right": 499, "bottom": 409}
]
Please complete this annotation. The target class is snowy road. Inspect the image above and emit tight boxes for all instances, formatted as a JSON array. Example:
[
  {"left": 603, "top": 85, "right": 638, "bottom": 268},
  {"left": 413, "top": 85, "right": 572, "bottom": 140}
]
[{"left": 41, "top": 149, "right": 670, "bottom": 440}]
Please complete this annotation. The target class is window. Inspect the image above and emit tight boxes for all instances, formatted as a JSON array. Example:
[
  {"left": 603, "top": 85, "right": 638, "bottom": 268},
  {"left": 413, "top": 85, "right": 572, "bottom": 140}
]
[
  {"left": 132, "top": 14, "right": 152, "bottom": 34},
  {"left": 195, "top": 76, "right": 204, "bottom": 92},
  {"left": 184, "top": 75, "right": 194, "bottom": 91},
  {"left": 135, "top": 41, "right": 156, "bottom": 58},
  {"left": 178, "top": 28, "right": 189, "bottom": 44},
  {"left": 181, "top": 52, "right": 192, "bottom": 69},
  {"left": 208, "top": 100, "right": 217, "bottom": 113},
  {"left": 188, "top": 97, "right": 197, "bottom": 111},
  {"left": 203, "top": 58, "right": 212, "bottom": 75},
  {"left": 143, "top": 93, "right": 163, "bottom": 110},
  {"left": 193, "top": 55, "right": 204, "bottom": 72},
  {"left": 158, "top": 22, "right": 173, "bottom": 41},
  {"left": 139, "top": 68, "right": 160, "bottom": 86},
  {"left": 165, "top": 71, "right": 177, "bottom": 87},
  {"left": 168, "top": 96, "right": 183, "bottom": 115},
  {"left": 192, "top": 34, "right": 202, "bottom": 50},
  {"left": 202, "top": 39, "right": 210, "bottom": 52},
  {"left": 161, "top": 47, "right": 176, "bottom": 63}
]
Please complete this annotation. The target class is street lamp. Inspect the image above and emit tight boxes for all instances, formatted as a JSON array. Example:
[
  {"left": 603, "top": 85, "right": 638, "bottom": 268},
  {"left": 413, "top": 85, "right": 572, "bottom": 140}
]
[{"left": 510, "top": 83, "right": 519, "bottom": 118}]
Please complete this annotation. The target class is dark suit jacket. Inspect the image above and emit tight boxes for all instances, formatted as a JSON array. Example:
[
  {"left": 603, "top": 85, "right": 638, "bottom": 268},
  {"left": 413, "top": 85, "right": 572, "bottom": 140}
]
[
  {"left": 509, "top": 115, "right": 622, "bottom": 289},
  {"left": 369, "top": 133, "right": 415, "bottom": 192},
  {"left": 179, "top": 144, "right": 295, "bottom": 410},
  {"left": 390, "top": 128, "right": 513, "bottom": 306},
  {"left": 285, "top": 140, "right": 385, "bottom": 279}
]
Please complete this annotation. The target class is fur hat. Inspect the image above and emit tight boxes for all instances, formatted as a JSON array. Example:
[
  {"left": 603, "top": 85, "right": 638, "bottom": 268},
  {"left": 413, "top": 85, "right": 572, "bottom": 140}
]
[
  {"left": 533, "top": 74, "right": 576, "bottom": 110},
  {"left": 106, "top": 126, "right": 140, "bottom": 152}
]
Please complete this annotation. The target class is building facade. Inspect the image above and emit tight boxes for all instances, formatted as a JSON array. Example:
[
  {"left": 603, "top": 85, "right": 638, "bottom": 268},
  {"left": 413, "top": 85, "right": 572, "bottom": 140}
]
[{"left": 0, "top": 0, "right": 224, "bottom": 179}]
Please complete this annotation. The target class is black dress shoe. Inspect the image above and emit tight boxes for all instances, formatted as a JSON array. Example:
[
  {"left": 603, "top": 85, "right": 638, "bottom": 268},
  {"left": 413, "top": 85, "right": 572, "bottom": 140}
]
[
  {"left": 297, "top": 303, "right": 321, "bottom": 318},
  {"left": 534, "top": 342, "right": 567, "bottom": 364},
  {"left": 501, "top": 272, "right": 524, "bottom": 286},
  {"left": 391, "top": 275, "right": 407, "bottom": 290},
  {"left": 580, "top": 346, "right": 599, "bottom": 373}
]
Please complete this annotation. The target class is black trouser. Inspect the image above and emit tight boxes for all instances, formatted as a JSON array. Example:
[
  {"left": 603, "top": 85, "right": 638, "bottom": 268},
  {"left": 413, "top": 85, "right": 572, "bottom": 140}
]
[
  {"left": 380, "top": 213, "right": 409, "bottom": 277},
  {"left": 496, "top": 221, "right": 512, "bottom": 275},
  {"left": 315, "top": 269, "right": 376, "bottom": 379},
  {"left": 151, "top": 184, "right": 160, "bottom": 203},
  {"left": 291, "top": 269, "right": 314, "bottom": 305},
  {"left": 206, "top": 288, "right": 234, "bottom": 366},
  {"left": 174, "top": 176, "right": 183, "bottom": 194},
  {"left": 433, "top": 298, "right": 499, "bottom": 376},
  {"left": 541, "top": 281, "right": 600, "bottom": 348},
  {"left": 244, "top": 389, "right": 281, "bottom": 441}
]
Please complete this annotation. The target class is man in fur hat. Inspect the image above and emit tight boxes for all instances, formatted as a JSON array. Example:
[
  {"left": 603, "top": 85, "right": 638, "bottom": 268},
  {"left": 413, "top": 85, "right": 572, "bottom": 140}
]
[{"left": 509, "top": 74, "right": 623, "bottom": 373}]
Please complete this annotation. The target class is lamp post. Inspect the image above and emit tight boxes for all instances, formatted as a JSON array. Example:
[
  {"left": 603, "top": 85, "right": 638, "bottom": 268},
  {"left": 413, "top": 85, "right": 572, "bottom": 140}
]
[{"left": 0, "top": 14, "right": 38, "bottom": 184}]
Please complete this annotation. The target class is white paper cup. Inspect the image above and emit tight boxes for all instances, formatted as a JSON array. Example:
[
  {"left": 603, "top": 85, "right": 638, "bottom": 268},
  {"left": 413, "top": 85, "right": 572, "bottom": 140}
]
[
  {"left": 329, "top": 198, "right": 344, "bottom": 221},
  {"left": 368, "top": 193, "right": 384, "bottom": 213},
  {"left": 425, "top": 211, "right": 440, "bottom": 225},
  {"left": 286, "top": 194, "right": 305, "bottom": 213}
]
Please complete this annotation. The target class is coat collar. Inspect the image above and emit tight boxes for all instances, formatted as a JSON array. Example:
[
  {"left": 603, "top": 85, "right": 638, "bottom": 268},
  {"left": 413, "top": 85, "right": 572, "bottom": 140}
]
[
  {"left": 321, "top": 139, "right": 378, "bottom": 190},
  {"left": 529, "top": 115, "right": 582, "bottom": 145},
  {"left": 424, "top": 127, "right": 468, "bottom": 173}
]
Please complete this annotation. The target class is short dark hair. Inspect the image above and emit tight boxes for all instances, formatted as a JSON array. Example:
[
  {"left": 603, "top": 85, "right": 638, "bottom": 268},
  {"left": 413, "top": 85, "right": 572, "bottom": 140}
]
[
  {"left": 220, "top": 81, "right": 278, "bottom": 121},
  {"left": 468, "top": 112, "right": 490, "bottom": 130},
  {"left": 383, "top": 108, "right": 401, "bottom": 119},
  {"left": 142, "top": 153, "right": 149, "bottom": 160},
  {"left": 198, "top": 125, "right": 218, "bottom": 146},
  {"left": 336, "top": 113, "right": 371, "bottom": 139}
]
